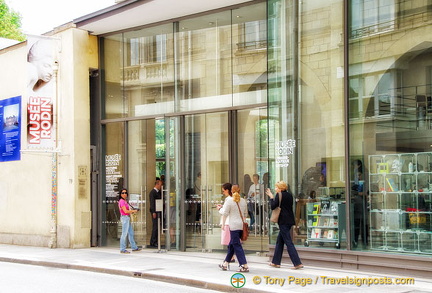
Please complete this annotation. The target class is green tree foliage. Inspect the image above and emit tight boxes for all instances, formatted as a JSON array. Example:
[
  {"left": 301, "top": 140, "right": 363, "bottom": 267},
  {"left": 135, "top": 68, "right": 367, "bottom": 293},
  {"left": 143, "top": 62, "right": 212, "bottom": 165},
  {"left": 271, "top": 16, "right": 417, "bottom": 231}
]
[
  {"left": 0, "top": 0, "right": 26, "bottom": 41},
  {"left": 155, "top": 119, "right": 166, "bottom": 158}
]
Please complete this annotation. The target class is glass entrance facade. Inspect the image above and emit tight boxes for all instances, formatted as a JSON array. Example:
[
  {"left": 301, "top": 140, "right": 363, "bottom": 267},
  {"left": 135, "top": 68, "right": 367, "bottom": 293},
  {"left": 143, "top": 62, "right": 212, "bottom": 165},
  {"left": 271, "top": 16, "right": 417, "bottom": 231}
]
[
  {"left": 100, "top": 2, "right": 269, "bottom": 251},
  {"left": 98, "top": 0, "right": 432, "bottom": 256}
]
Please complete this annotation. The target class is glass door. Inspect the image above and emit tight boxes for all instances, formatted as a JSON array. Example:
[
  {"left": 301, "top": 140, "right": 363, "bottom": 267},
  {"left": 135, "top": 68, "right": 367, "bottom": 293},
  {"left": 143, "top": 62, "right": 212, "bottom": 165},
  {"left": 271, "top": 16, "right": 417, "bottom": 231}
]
[
  {"left": 127, "top": 119, "right": 158, "bottom": 248},
  {"left": 103, "top": 122, "right": 125, "bottom": 247},
  {"left": 165, "top": 117, "right": 181, "bottom": 250},
  {"left": 184, "top": 112, "right": 229, "bottom": 251},
  {"left": 236, "top": 107, "right": 270, "bottom": 252}
]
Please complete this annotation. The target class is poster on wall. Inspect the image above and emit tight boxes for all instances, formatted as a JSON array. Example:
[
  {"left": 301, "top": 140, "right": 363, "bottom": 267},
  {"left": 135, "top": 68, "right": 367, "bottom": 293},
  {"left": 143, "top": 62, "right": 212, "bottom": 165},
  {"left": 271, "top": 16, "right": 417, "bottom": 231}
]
[
  {"left": 0, "top": 96, "right": 22, "bottom": 162},
  {"left": 26, "top": 36, "right": 57, "bottom": 150},
  {"left": 275, "top": 139, "right": 296, "bottom": 168},
  {"left": 105, "top": 154, "right": 123, "bottom": 199}
]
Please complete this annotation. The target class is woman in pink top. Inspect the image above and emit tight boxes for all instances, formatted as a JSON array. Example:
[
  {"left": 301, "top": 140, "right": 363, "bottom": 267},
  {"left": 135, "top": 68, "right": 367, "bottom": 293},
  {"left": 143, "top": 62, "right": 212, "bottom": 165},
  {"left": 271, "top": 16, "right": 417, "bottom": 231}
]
[{"left": 118, "top": 188, "right": 141, "bottom": 253}]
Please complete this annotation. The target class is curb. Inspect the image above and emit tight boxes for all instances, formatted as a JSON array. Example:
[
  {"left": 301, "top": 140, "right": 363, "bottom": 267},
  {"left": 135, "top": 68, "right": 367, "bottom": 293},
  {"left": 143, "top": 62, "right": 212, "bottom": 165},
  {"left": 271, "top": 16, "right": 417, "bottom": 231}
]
[{"left": 0, "top": 256, "right": 266, "bottom": 293}]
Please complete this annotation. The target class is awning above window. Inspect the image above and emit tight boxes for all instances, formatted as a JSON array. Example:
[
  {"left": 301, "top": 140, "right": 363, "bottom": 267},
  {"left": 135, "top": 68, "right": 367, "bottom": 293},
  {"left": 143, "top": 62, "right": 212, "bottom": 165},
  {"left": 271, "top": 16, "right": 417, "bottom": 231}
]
[{"left": 74, "top": 0, "right": 255, "bottom": 36}]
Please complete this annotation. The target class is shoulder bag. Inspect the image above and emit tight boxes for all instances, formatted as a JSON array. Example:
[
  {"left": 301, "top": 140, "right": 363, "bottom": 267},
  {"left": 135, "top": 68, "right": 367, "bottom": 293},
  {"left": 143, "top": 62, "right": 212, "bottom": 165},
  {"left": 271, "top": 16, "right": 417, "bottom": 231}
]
[
  {"left": 270, "top": 192, "right": 283, "bottom": 223},
  {"left": 128, "top": 201, "right": 139, "bottom": 223},
  {"left": 236, "top": 201, "right": 249, "bottom": 241}
]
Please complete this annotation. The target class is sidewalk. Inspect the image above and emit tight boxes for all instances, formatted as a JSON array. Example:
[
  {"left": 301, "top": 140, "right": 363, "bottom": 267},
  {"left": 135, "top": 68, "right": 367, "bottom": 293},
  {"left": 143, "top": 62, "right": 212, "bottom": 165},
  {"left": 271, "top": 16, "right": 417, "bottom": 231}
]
[{"left": 0, "top": 244, "right": 431, "bottom": 292}]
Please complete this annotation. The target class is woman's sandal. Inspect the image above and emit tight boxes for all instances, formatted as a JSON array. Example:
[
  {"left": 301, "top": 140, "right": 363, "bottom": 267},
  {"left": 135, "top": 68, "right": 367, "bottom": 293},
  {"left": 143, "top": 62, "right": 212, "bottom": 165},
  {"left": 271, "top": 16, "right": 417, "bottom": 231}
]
[
  {"left": 291, "top": 264, "right": 304, "bottom": 270},
  {"left": 237, "top": 265, "right": 249, "bottom": 272},
  {"left": 269, "top": 263, "right": 281, "bottom": 268},
  {"left": 219, "top": 262, "right": 229, "bottom": 271}
]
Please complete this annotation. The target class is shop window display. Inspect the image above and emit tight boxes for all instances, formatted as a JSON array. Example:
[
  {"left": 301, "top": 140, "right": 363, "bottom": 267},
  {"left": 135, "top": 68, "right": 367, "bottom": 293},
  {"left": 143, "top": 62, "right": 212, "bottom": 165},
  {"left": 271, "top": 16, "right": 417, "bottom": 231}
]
[
  {"left": 348, "top": 0, "right": 432, "bottom": 256},
  {"left": 369, "top": 152, "right": 432, "bottom": 254}
]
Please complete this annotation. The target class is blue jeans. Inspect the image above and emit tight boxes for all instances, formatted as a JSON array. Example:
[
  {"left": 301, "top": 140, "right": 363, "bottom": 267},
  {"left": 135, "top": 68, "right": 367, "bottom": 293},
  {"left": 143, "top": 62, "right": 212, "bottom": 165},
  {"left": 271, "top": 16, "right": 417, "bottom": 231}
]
[
  {"left": 120, "top": 215, "right": 138, "bottom": 251},
  {"left": 272, "top": 224, "right": 302, "bottom": 266},
  {"left": 248, "top": 211, "right": 255, "bottom": 227},
  {"left": 224, "top": 230, "right": 247, "bottom": 266}
]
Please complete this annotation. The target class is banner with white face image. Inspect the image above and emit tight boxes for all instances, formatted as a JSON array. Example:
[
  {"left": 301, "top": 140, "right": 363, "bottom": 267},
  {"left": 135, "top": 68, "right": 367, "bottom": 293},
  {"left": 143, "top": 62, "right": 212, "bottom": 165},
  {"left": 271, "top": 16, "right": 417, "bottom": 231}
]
[{"left": 26, "top": 36, "right": 57, "bottom": 150}]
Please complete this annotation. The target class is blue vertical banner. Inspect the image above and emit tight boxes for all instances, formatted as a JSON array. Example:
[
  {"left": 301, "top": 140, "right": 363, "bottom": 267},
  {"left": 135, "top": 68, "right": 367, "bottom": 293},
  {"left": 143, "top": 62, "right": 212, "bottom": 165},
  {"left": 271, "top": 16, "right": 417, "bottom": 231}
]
[{"left": 0, "top": 96, "right": 22, "bottom": 162}]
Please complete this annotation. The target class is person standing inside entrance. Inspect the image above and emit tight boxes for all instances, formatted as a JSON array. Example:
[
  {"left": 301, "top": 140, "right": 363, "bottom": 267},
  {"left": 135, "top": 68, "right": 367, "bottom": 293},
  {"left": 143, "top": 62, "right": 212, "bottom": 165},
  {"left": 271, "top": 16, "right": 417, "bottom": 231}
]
[
  {"left": 266, "top": 181, "right": 303, "bottom": 269},
  {"left": 118, "top": 188, "right": 141, "bottom": 253},
  {"left": 149, "top": 179, "right": 162, "bottom": 247},
  {"left": 247, "top": 174, "right": 264, "bottom": 231},
  {"left": 194, "top": 172, "right": 202, "bottom": 224},
  {"left": 352, "top": 159, "right": 369, "bottom": 248}
]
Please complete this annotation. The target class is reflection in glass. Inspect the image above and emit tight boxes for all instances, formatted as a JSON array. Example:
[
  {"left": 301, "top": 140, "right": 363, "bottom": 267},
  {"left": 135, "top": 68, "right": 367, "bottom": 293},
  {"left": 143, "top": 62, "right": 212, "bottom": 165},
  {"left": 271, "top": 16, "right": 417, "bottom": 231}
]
[
  {"left": 237, "top": 108, "right": 270, "bottom": 252},
  {"left": 297, "top": 0, "right": 346, "bottom": 249},
  {"left": 184, "top": 113, "right": 228, "bottom": 251},
  {"left": 103, "top": 34, "right": 123, "bottom": 119},
  {"left": 103, "top": 122, "right": 124, "bottom": 246},
  {"left": 127, "top": 120, "right": 152, "bottom": 246},
  {"left": 177, "top": 11, "right": 232, "bottom": 111},
  {"left": 100, "top": 2, "right": 269, "bottom": 251},
  {"left": 349, "top": 0, "right": 432, "bottom": 254},
  {"left": 123, "top": 24, "right": 175, "bottom": 117},
  {"left": 232, "top": 4, "right": 267, "bottom": 107}
]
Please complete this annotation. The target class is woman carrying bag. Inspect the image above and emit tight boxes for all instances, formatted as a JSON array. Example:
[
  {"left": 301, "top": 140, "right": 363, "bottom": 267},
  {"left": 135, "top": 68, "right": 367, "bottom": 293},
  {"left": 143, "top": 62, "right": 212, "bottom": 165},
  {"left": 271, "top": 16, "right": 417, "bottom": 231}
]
[
  {"left": 266, "top": 181, "right": 303, "bottom": 270},
  {"left": 219, "top": 184, "right": 249, "bottom": 272},
  {"left": 118, "top": 188, "right": 141, "bottom": 254},
  {"left": 217, "top": 183, "right": 236, "bottom": 263}
]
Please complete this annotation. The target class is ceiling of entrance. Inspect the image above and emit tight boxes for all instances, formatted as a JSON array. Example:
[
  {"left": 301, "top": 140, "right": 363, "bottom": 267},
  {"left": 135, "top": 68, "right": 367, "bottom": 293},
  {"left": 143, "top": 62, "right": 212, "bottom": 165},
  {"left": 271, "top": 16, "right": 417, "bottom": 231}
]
[{"left": 74, "top": 0, "right": 256, "bottom": 35}]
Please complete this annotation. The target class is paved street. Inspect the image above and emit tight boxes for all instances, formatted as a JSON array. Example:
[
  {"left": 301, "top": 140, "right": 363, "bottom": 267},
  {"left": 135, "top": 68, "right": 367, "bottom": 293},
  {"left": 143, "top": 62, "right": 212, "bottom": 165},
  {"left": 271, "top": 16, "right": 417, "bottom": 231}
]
[{"left": 2, "top": 262, "right": 221, "bottom": 293}]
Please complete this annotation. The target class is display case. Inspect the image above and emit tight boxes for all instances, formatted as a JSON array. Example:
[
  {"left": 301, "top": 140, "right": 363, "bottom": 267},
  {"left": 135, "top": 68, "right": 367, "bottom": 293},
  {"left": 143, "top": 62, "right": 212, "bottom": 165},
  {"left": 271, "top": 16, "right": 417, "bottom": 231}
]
[
  {"left": 369, "top": 152, "right": 432, "bottom": 254},
  {"left": 304, "top": 199, "right": 346, "bottom": 248}
]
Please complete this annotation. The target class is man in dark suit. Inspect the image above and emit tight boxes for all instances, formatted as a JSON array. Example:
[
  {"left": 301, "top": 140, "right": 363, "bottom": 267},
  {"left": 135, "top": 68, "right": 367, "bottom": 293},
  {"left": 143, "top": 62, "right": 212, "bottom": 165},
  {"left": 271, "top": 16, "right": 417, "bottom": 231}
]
[{"left": 149, "top": 179, "right": 162, "bottom": 247}]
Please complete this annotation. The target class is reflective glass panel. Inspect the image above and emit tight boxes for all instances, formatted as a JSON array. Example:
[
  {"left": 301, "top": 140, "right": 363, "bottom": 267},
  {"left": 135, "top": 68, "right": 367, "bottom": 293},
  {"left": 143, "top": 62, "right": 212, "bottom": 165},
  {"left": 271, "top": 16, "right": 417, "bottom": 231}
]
[
  {"left": 177, "top": 12, "right": 232, "bottom": 111},
  {"left": 297, "top": 0, "right": 346, "bottom": 250},
  {"left": 127, "top": 120, "right": 152, "bottom": 246},
  {"left": 237, "top": 107, "right": 270, "bottom": 252},
  {"left": 232, "top": 4, "right": 267, "bottom": 107},
  {"left": 103, "top": 34, "right": 123, "bottom": 119},
  {"left": 349, "top": 0, "right": 432, "bottom": 254},
  {"left": 103, "top": 122, "right": 125, "bottom": 246},
  {"left": 123, "top": 25, "right": 175, "bottom": 117},
  {"left": 184, "top": 112, "right": 229, "bottom": 251}
]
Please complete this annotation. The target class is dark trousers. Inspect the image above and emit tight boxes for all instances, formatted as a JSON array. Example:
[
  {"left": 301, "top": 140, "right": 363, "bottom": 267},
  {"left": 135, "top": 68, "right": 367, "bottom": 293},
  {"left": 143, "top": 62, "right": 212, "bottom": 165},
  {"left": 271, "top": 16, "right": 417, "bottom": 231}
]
[
  {"left": 150, "top": 213, "right": 160, "bottom": 246},
  {"left": 224, "top": 230, "right": 247, "bottom": 266},
  {"left": 272, "top": 224, "right": 302, "bottom": 267},
  {"left": 256, "top": 206, "right": 264, "bottom": 228},
  {"left": 354, "top": 217, "right": 368, "bottom": 245}
]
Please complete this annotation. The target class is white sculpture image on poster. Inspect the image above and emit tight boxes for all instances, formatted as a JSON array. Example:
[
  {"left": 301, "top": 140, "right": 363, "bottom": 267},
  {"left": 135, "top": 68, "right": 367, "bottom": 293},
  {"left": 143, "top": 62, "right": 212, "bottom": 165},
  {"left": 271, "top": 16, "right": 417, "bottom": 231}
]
[{"left": 27, "top": 39, "right": 55, "bottom": 94}]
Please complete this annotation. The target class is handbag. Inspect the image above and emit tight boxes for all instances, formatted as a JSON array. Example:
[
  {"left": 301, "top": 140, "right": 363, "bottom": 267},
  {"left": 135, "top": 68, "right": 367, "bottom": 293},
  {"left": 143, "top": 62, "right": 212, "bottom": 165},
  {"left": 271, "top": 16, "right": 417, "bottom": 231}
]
[
  {"left": 221, "top": 225, "right": 231, "bottom": 245},
  {"left": 130, "top": 212, "right": 138, "bottom": 223},
  {"left": 128, "top": 202, "right": 139, "bottom": 223},
  {"left": 270, "top": 192, "right": 283, "bottom": 223},
  {"left": 236, "top": 202, "right": 249, "bottom": 241}
]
